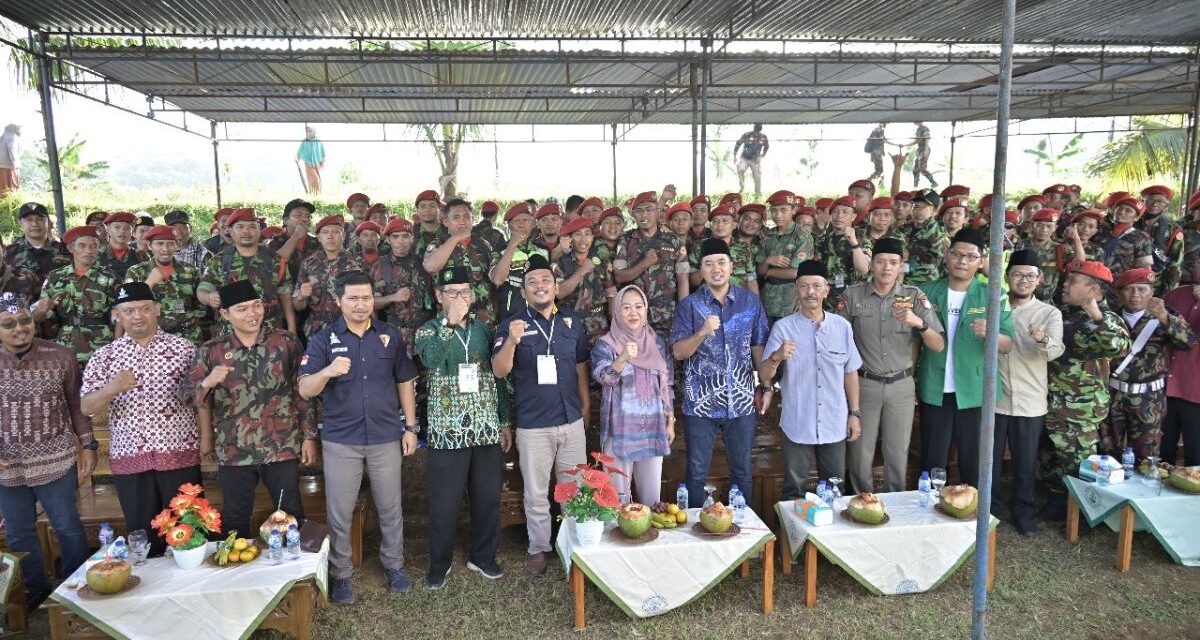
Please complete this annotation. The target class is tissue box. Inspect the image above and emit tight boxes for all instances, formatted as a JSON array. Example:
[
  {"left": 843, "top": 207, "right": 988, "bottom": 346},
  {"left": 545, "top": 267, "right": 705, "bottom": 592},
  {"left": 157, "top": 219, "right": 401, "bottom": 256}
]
[
  {"left": 794, "top": 494, "right": 833, "bottom": 526},
  {"left": 1079, "top": 455, "right": 1124, "bottom": 483}
]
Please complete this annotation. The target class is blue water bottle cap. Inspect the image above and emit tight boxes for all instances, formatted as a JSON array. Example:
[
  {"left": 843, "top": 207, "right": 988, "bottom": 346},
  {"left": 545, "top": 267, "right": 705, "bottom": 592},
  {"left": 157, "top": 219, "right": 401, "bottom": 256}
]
[{"left": 920, "top": 471, "right": 930, "bottom": 479}]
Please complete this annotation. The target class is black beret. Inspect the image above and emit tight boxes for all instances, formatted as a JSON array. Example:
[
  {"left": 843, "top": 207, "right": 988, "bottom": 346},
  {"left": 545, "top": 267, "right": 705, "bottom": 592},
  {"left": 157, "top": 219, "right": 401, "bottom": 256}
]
[
  {"left": 795, "top": 260, "right": 828, "bottom": 280},
  {"left": 1007, "top": 249, "right": 1041, "bottom": 272},
  {"left": 911, "top": 189, "right": 941, "bottom": 209},
  {"left": 524, "top": 253, "right": 553, "bottom": 277},
  {"left": 950, "top": 228, "right": 986, "bottom": 252},
  {"left": 872, "top": 237, "right": 904, "bottom": 257},
  {"left": 698, "top": 237, "right": 730, "bottom": 261},
  {"left": 113, "top": 281, "right": 156, "bottom": 306},
  {"left": 164, "top": 210, "right": 190, "bottom": 225},
  {"left": 218, "top": 280, "right": 259, "bottom": 309}
]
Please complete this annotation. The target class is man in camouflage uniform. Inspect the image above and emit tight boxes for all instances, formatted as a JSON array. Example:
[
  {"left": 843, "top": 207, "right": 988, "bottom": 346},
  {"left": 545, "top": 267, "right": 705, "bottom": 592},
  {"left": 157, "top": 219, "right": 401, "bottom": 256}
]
[
  {"left": 350, "top": 221, "right": 384, "bottom": 266},
  {"left": 594, "top": 207, "right": 625, "bottom": 265},
  {"left": 198, "top": 208, "right": 296, "bottom": 335},
  {"left": 412, "top": 190, "right": 448, "bottom": 259},
  {"left": 1180, "top": 190, "right": 1200, "bottom": 281},
  {"left": 372, "top": 217, "right": 429, "bottom": 357},
  {"left": 294, "top": 215, "right": 369, "bottom": 339},
  {"left": 269, "top": 199, "right": 320, "bottom": 281},
  {"left": 183, "top": 279, "right": 317, "bottom": 541},
  {"left": 1136, "top": 185, "right": 1185, "bottom": 296},
  {"left": 1018, "top": 209, "right": 1061, "bottom": 301},
  {"left": 203, "top": 208, "right": 234, "bottom": 255},
  {"left": 490, "top": 202, "right": 551, "bottom": 321},
  {"left": 1102, "top": 268, "right": 1197, "bottom": 460},
  {"left": 33, "top": 226, "right": 117, "bottom": 366},
  {"left": 98, "top": 211, "right": 144, "bottom": 281},
  {"left": 1043, "top": 260, "right": 1131, "bottom": 519},
  {"left": 473, "top": 200, "right": 508, "bottom": 252},
  {"left": 758, "top": 190, "right": 814, "bottom": 324},
  {"left": 614, "top": 191, "right": 690, "bottom": 339},
  {"left": 689, "top": 204, "right": 758, "bottom": 294},
  {"left": 3, "top": 203, "right": 71, "bottom": 336},
  {"left": 858, "top": 197, "right": 905, "bottom": 260},
  {"left": 423, "top": 198, "right": 499, "bottom": 327},
  {"left": 124, "top": 225, "right": 205, "bottom": 343},
  {"left": 816, "top": 195, "right": 871, "bottom": 307},
  {"left": 1097, "top": 196, "right": 1155, "bottom": 299},
  {"left": 902, "top": 190, "right": 948, "bottom": 288},
  {"left": 553, "top": 216, "right": 613, "bottom": 345}
]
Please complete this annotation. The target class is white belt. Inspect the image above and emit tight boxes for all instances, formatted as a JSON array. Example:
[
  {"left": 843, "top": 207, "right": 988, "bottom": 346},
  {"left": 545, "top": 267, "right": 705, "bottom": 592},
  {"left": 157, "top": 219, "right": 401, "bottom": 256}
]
[{"left": 1108, "top": 377, "right": 1165, "bottom": 394}]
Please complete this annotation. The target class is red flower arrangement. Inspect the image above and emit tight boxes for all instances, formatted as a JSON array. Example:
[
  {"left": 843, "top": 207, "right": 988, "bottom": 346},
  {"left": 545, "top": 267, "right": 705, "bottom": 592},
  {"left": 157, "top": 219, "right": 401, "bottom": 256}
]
[
  {"left": 553, "top": 451, "right": 627, "bottom": 522},
  {"left": 152, "top": 483, "right": 221, "bottom": 551}
]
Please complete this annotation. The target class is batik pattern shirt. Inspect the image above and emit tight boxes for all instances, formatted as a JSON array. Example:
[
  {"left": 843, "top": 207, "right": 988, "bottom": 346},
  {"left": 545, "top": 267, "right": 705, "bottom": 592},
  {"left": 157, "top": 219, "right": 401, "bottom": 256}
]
[{"left": 413, "top": 315, "right": 507, "bottom": 449}]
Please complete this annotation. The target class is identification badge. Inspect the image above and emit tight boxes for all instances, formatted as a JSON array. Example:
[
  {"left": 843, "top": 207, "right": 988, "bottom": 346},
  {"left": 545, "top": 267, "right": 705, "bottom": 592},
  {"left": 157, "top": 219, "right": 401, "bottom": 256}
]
[
  {"left": 537, "top": 354, "right": 558, "bottom": 385},
  {"left": 458, "top": 363, "right": 480, "bottom": 394},
  {"left": 174, "top": 301, "right": 185, "bottom": 314},
  {"left": 835, "top": 274, "right": 845, "bottom": 288},
  {"left": 892, "top": 295, "right": 914, "bottom": 309}
]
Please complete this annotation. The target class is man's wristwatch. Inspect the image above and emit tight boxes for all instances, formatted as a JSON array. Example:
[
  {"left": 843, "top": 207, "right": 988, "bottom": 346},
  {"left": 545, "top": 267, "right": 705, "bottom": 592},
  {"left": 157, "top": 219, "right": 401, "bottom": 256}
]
[
  {"left": 848, "top": 410, "right": 862, "bottom": 419},
  {"left": 917, "top": 320, "right": 928, "bottom": 332},
  {"left": 81, "top": 439, "right": 100, "bottom": 451}
]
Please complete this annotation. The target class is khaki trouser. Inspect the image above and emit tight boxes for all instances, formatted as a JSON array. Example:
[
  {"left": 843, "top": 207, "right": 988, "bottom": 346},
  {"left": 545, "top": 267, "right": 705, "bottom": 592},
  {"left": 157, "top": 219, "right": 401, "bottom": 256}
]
[
  {"left": 516, "top": 420, "right": 586, "bottom": 554},
  {"left": 323, "top": 439, "right": 404, "bottom": 579},
  {"left": 848, "top": 376, "right": 916, "bottom": 493}
]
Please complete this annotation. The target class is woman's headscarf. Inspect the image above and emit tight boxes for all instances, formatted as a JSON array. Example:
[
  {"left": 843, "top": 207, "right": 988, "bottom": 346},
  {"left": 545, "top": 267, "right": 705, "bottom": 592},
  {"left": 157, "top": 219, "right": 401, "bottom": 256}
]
[{"left": 600, "top": 285, "right": 671, "bottom": 411}]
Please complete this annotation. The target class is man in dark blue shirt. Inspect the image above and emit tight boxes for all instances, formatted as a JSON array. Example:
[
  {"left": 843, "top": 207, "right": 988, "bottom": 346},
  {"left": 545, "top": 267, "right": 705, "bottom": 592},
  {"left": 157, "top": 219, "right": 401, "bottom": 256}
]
[
  {"left": 492, "top": 253, "right": 590, "bottom": 576},
  {"left": 299, "top": 271, "right": 419, "bottom": 603}
]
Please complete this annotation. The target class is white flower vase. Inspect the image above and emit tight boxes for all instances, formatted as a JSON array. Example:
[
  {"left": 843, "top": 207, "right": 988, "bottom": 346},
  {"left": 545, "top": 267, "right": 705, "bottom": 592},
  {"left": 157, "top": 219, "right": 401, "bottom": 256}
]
[
  {"left": 171, "top": 542, "right": 208, "bottom": 569},
  {"left": 574, "top": 518, "right": 604, "bottom": 548}
]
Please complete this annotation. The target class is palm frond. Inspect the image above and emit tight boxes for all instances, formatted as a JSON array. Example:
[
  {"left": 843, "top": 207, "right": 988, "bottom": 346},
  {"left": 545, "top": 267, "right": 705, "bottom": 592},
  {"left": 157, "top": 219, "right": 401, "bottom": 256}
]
[{"left": 1085, "top": 115, "right": 1188, "bottom": 189}]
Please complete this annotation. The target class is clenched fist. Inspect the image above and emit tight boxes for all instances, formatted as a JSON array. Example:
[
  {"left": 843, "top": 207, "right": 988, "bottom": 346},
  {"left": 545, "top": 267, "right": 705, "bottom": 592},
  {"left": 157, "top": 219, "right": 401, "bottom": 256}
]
[
  {"left": 507, "top": 319, "right": 528, "bottom": 345},
  {"left": 324, "top": 356, "right": 351, "bottom": 378},
  {"left": 201, "top": 365, "right": 234, "bottom": 390},
  {"left": 702, "top": 315, "right": 721, "bottom": 335},
  {"left": 621, "top": 341, "right": 639, "bottom": 361},
  {"left": 110, "top": 370, "right": 138, "bottom": 394},
  {"left": 298, "top": 282, "right": 314, "bottom": 298},
  {"left": 771, "top": 339, "right": 796, "bottom": 362}
]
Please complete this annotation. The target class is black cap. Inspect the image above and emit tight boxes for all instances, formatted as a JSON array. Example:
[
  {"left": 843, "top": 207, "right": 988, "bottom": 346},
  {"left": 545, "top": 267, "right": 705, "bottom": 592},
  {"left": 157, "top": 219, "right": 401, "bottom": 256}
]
[
  {"left": 164, "top": 210, "right": 190, "bottom": 225},
  {"left": 18, "top": 202, "right": 49, "bottom": 219},
  {"left": 950, "top": 228, "right": 986, "bottom": 252},
  {"left": 911, "top": 189, "right": 941, "bottom": 209},
  {"left": 872, "top": 237, "right": 904, "bottom": 258},
  {"left": 113, "top": 282, "right": 157, "bottom": 306},
  {"left": 524, "top": 253, "right": 553, "bottom": 277},
  {"left": 440, "top": 266, "right": 472, "bottom": 286},
  {"left": 218, "top": 280, "right": 259, "bottom": 309},
  {"left": 698, "top": 238, "right": 730, "bottom": 261},
  {"left": 1006, "top": 249, "right": 1041, "bottom": 272},
  {"left": 136, "top": 215, "right": 155, "bottom": 228},
  {"left": 283, "top": 198, "right": 316, "bottom": 216},
  {"left": 794, "top": 260, "right": 828, "bottom": 280}
]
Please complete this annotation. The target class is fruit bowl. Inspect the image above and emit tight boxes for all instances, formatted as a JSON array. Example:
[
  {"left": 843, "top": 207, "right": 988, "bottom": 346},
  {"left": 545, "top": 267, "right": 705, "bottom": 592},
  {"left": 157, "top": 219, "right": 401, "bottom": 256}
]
[{"left": 210, "top": 537, "right": 261, "bottom": 567}]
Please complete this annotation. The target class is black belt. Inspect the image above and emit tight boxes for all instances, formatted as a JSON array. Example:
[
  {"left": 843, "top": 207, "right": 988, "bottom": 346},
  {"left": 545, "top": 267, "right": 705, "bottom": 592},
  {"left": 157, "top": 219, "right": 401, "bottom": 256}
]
[
  {"left": 860, "top": 368, "right": 913, "bottom": 384},
  {"left": 69, "top": 315, "right": 109, "bottom": 327}
]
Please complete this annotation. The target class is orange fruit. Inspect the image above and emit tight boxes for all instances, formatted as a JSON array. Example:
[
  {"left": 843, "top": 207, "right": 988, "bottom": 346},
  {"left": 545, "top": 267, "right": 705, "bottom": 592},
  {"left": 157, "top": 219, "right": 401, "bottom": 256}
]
[
  {"left": 239, "top": 550, "right": 255, "bottom": 562},
  {"left": 676, "top": 511, "right": 688, "bottom": 524},
  {"left": 233, "top": 538, "right": 249, "bottom": 551},
  {"left": 227, "top": 552, "right": 240, "bottom": 563}
]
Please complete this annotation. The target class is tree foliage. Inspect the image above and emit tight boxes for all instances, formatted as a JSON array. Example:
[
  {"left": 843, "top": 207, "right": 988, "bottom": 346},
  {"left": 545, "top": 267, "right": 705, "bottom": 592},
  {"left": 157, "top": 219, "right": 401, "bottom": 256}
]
[{"left": 1086, "top": 115, "right": 1189, "bottom": 190}]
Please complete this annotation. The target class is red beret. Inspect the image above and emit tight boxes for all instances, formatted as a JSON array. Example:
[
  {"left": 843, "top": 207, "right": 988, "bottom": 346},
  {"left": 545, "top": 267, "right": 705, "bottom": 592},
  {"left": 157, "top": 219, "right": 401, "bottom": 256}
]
[
  {"left": 261, "top": 226, "right": 284, "bottom": 239},
  {"left": 1115, "top": 267, "right": 1155, "bottom": 289},
  {"left": 1042, "top": 183, "right": 1070, "bottom": 196},
  {"left": 831, "top": 195, "right": 857, "bottom": 209},
  {"left": 868, "top": 197, "right": 894, "bottom": 211},
  {"left": 414, "top": 190, "right": 440, "bottom": 207},
  {"left": 226, "top": 208, "right": 258, "bottom": 226},
  {"left": 893, "top": 191, "right": 913, "bottom": 202},
  {"left": 346, "top": 193, "right": 370, "bottom": 209},
  {"left": 104, "top": 211, "right": 136, "bottom": 225},
  {"left": 143, "top": 225, "right": 177, "bottom": 243},
  {"left": 214, "top": 207, "right": 235, "bottom": 220},
  {"left": 718, "top": 193, "right": 742, "bottom": 208},
  {"left": 85, "top": 211, "right": 107, "bottom": 224},
  {"left": 1065, "top": 259, "right": 1113, "bottom": 284},
  {"left": 535, "top": 203, "right": 562, "bottom": 219},
  {"left": 738, "top": 203, "right": 766, "bottom": 217},
  {"left": 209, "top": 221, "right": 219, "bottom": 233},
  {"left": 1140, "top": 185, "right": 1173, "bottom": 200},
  {"left": 847, "top": 179, "right": 875, "bottom": 196},
  {"left": 504, "top": 202, "right": 533, "bottom": 222},
  {"left": 63, "top": 226, "right": 98, "bottom": 246},
  {"left": 1017, "top": 194, "right": 1047, "bottom": 210},
  {"left": 315, "top": 215, "right": 345, "bottom": 233},
  {"left": 708, "top": 204, "right": 736, "bottom": 221},
  {"left": 578, "top": 197, "right": 604, "bottom": 211},
  {"left": 1189, "top": 189, "right": 1200, "bottom": 211},
  {"left": 940, "top": 184, "right": 971, "bottom": 199},
  {"left": 479, "top": 200, "right": 500, "bottom": 214},
  {"left": 938, "top": 197, "right": 969, "bottom": 215},
  {"left": 978, "top": 194, "right": 994, "bottom": 211},
  {"left": 383, "top": 217, "right": 414, "bottom": 235},
  {"left": 630, "top": 191, "right": 658, "bottom": 209},
  {"left": 1031, "top": 210, "right": 1057, "bottom": 223},
  {"left": 793, "top": 206, "right": 816, "bottom": 220},
  {"left": 367, "top": 203, "right": 389, "bottom": 216},
  {"left": 665, "top": 202, "right": 693, "bottom": 221},
  {"left": 814, "top": 197, "right": 834, "bottom": 209},
  {"left": 597, "top": 207, "right": 624, "bottom": 225},
  {"left": 1112, "top": 196, "right": 1145, "bottom": 215},
  {"left": 1103, "top": 191, "right": 1131, "bottom": 208},
  {"left": 354, "top": 221, "right": 382, "bottom": 236},
  {"left": 1071, "top": 209, "right": 1104, "bottom": 225},
  {"left": 766, "top": 190, "right": 799, "bottom": 206},
  {"left": 970, "top": 214, "right": 987, "bottom": 230},
  {"left": 1004, "top": 210, "right": 1020, "bottom": 225},
  {"left": 1069, "top": 184, "right": 1082, "bottom": 192},
  {"left": 690, "top": 195, "right": 710, "bottom": 207},
  {"left": 560, "top": 216, "right": 593, "bottom": 237}
]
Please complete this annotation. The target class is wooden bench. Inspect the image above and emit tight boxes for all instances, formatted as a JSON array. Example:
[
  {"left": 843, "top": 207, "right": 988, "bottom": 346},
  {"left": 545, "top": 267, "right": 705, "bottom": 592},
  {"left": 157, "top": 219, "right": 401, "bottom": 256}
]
[
  {"left": 1, "top": 552, "right": 29, "bottom": 638},
  {"left": 37, "top": 476, "right": 366, "bottom": 577}
]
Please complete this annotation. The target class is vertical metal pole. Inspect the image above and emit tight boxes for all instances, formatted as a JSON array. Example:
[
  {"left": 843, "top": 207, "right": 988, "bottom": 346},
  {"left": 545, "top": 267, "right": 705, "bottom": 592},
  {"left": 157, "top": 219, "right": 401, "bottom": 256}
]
[
  {"left": 611, "top": 123, "right": 618, "bottom": 203},
  {"left": 692, "top": 95, "right": 699, "bottom": 195},
  {"left": 948, "top": 120, "right": 958, "bottom": 186},
  {"left": 700, "top": 38, "right": 711, "bottom": 194},
  {"left": 975, "top": 0, "right": 1017, "bottom": 637},
  {"left": 211, "top": 121, "right": 223, "bottom": 208},
  {"left": 1186, "top": 55, "right": 1200, "bottom": 205},
  {"left": 35, "top": 32, "right": 67, "bottom": 234}
]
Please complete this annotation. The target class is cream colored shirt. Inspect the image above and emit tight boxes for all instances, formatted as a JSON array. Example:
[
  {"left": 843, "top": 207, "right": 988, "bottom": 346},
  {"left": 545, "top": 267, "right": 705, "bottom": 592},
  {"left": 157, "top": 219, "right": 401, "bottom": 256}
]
[{"left": 997, "top": 297, "right": 1066, "bottom": 417}]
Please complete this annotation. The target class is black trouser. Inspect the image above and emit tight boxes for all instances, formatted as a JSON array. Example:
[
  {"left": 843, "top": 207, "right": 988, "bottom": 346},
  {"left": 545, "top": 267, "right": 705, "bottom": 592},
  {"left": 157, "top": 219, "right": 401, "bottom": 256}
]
[
  {"left": 920, "top": 393, "right": 982, "bottom": 486},
  {"left": 113, "top": 465, "right": 202, "bottom": 557},
  {"left": 217, "top": 459, "right": 304, "bottom": 540},
  {"left": 781, "top": 438, "right": 845, "bottom": 501},
  {"left": 1163, "top": 397, "right": 1200, "bottom": 466},
  {"left": 992, "top": 414, "right": 1043, "bottom": 526},
  {"left": 426, "top": 444, "right": 502, "bottom": 576}
]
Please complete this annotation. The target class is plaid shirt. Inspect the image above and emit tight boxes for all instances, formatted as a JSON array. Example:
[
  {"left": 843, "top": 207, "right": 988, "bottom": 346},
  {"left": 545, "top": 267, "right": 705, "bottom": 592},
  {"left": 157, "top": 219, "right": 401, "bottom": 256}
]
[{"left": 174, "top": 238, "right": 210, "bottom": 268}]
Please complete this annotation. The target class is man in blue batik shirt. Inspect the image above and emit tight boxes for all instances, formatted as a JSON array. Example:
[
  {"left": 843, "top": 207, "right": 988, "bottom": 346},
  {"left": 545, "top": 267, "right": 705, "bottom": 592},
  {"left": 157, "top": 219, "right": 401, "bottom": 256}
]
[{"left": 671, "top": 238, "right": 769, "bottom": 507}]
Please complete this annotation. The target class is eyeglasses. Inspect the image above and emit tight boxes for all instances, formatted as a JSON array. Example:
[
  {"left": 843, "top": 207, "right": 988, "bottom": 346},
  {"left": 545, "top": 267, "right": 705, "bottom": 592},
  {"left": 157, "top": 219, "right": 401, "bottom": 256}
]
[
  {"left": 1009, "top": 272, "right": 1040, "bottom": 282},
  {"left": 442, "top": 289, "right": 472, "bottom": 299},
  {"left": 0, "top": 316, "right": 34, "bottom": 330},
  {"left": 947, "top": 249, "right": 982, "bottom": 262}
]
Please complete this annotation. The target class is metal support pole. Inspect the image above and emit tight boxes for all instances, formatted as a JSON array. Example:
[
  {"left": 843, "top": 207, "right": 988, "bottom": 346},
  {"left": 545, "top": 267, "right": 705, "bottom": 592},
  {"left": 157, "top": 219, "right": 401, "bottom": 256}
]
[
  {"left": 34, "top": 32, "right": 67, "bottom": 234},
  {"left": 692, "top": 101, "right": 699, "bottom": 194},
  {"left": 211, "top": 121, "right": 223, "bottom": 208},
  {"left": 948, "top": 120, "right": 958, "bottom": 186},
  {"left": 700, "top": 38, "right": 711, "bottom": 194},
  {"left": 611, "top": 123, "right": 618, "bottom": 203},
  {"left": 975, "top": 0, "right": 1017, "bottom": 637},
  {"left": 1186, "top": 54, "right": 1200, "bottom": 203}
]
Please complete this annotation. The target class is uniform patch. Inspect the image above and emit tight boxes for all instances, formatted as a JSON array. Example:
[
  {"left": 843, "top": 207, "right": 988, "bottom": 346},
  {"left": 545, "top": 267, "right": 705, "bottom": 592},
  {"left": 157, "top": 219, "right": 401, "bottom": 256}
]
[
  {"left": 892, "top": 295, "right": 914, "bottom": 309},
  {"left": 564, "top": 317, "right": 573, "bottom": 329},
  {"left": 380, "top": 334, "right": 391, "bottom": 349},
  {"left": 331, "top": 347, "right": 348, "bottom": 354},
  {"left": 493, "top": 336, "right": 504, "bottom": 349},
  {"left": 301, "top": 354, "right": 309, "bottom": 366}
]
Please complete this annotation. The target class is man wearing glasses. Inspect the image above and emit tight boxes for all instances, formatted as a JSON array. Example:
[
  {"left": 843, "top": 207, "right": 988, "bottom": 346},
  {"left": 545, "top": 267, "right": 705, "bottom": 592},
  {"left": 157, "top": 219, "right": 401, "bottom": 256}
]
[
  {"left": 917, "top": 229, "right": 1014, "bottom": 488},
  {"left": 613, "top": 191, "right": 691, "bottom": 340}
]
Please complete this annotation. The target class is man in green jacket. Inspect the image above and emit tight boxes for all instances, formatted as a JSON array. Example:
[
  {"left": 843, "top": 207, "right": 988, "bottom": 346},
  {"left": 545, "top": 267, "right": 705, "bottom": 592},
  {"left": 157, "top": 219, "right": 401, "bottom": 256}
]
[{"left": 918, "top": 229, "right": 1014, "bottom": 487}]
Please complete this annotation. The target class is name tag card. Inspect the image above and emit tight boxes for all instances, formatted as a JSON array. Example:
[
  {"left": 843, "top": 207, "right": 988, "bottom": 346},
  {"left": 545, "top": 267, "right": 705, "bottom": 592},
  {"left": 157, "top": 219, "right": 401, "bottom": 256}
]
[
  {"left": 458, "top": 363, "right": 480, "bottom": 394},
  {"left": 537, "top": 354, "right": 557, "bottom": 385}
]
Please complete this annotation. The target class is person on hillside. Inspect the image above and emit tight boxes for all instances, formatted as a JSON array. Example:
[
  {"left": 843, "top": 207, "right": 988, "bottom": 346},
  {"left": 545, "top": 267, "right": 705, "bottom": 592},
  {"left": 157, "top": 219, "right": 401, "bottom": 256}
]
[{"left": 296, "top": 126, "right": 325, "bottom": 195}]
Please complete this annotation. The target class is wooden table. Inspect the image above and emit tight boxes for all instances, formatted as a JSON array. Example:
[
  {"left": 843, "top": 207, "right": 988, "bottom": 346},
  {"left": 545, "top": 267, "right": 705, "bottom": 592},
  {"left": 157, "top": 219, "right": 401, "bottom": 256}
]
[
  {"left": 1063, "top": 475, "right": 1200, "bottom": 571},
  {"left": 1066, "top": 492, "right": 1137, "bottom": 572},
  {"left": 46, "top": 577, "right": 319, "bottom": 640}
]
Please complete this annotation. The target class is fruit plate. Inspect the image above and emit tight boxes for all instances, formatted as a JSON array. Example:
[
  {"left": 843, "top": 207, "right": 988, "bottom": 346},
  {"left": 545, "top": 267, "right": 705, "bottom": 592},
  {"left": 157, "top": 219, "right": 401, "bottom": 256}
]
[
  {"left": 691, "top": 523, "right": 741, "bottom": 538},
  {"left": 609, "top": 527, "right": 660, "bottom": 545},
  {"left": 934, "top": 503, "right": 978, "bottom": 520},
  {"left": 207, "top": 548, "right": 261, "bottom": 568},
  {"left": 78, "top": 575, "right": 142, "bottom": 600},
  {"left": 840, "top": 510, "right": 890, "bottom": 526}
]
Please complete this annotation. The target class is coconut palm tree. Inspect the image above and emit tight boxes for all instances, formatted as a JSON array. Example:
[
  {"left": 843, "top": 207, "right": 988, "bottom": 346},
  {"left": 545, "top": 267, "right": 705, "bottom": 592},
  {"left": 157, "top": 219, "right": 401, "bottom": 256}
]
[{"left": 1086, "top": 115, "right": 1189, "bottom": 190}]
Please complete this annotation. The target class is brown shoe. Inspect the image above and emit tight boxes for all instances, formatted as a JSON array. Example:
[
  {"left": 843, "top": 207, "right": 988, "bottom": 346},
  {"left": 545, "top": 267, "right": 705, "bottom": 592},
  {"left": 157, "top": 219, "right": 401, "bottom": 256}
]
[{"left": 527, "top": 552, "right": 548, "bottom": 576}]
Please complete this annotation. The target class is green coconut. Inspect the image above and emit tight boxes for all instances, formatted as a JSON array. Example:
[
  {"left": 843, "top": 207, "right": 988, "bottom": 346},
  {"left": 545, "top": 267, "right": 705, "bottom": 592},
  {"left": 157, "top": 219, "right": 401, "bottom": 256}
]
[
  {"left": 1168, "top": 467, "right": 1200, "bottom": 494},
  {"left": 700, "top": 502, "right": 733, "bottom": 533},
  {"left": 617, "top": 503, "right": 652, "bottom": 537},
  {"left": 848, "top": 493, "right": 886, "bottom": 524},
  {"left": 86, "top": 559, "right": 131, "bottom": 594},
  {"left": 939, "top": 484, "right": 979, "bottom": 518}
]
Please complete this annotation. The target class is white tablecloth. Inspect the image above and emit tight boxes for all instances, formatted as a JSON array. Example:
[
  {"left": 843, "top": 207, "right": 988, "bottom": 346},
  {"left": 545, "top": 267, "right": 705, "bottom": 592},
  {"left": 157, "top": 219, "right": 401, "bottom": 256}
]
[
  {"left": 555, "top": 508, "right": 774, "bottom": 618},
  {"left": 50, "top": 539, "right": 329, "bottom": 640},
  {"left": 1064, "top": 475, "right": 1200, "bottom": 566},
  {"left": 775, "top": 491, "right": 998, "bottom": 595}
]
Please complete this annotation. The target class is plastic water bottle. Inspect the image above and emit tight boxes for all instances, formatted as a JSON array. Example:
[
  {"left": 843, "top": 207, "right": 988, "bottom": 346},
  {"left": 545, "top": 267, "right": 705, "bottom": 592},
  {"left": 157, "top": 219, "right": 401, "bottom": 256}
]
[
  {"left": 286, "top": 524, "right": 301, "bottom": 561},
  {"left": 1122, "top": 447, "right": 1135, "bottom": 480},
  {"left": 729, "top": 483, "right": 741, "bottom": 506},
  {"left": 268, "top": 530, "right": 283, "bottom": 565},
  {"left": 98, "top": 523, "right": 114, "bottom": 550},
  {"left": 733, "top": 491, "right": 747, "bottom": 525},
  {"left": 816, "top": 480, "right": 828, "bottom": 502},
  {"left": 918, "top": 471, "right": 932, "bottom": 508},
  {"left": 675, "top": 483, "right": 689, "bottom": 512},
  {"left": 1097, "top": 459, "right": 1111, "bottom": 486}
]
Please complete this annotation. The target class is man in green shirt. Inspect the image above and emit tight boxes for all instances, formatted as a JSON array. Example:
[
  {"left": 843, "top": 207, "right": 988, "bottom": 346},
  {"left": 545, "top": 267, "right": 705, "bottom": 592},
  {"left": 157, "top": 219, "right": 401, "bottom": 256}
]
[{"left": 758, "top": 190, "right": 814, "bottom": 324}]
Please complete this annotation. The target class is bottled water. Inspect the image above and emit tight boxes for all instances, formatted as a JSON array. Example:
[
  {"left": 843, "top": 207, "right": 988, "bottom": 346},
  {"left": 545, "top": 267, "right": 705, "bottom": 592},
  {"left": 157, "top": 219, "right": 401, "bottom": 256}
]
[
  {"left": 268, "top": 530, "right": 283, "bottom": 565},
  {"left": 286, "top": 524, "right": 301, "bottom": 561},
  {"left": 732, "top": 491, "right": 747, "bottom": 525},
  {"left": 1122, "top": 448, "right": 1135, "bottom": 480},
  {"left": 918, "top": 471, "right": 932, "bottom": 508},
  {"left": 1097, "top": 460, "right": 1111, "bottom": 486},
  {"left": 816, "top": 480, "right": 829, "bottom": 504},
  {"left": 729, "top": 484, "right": 741, "bottom": 505},
  {"left": 111, "top": 539, "right": 128, "bottom": 561},
  {"left": 675, "top": 483, "right": 689, "bottom": 512},
  {"left": 98, "top": 522, "right": 114, "bottom": 549}
]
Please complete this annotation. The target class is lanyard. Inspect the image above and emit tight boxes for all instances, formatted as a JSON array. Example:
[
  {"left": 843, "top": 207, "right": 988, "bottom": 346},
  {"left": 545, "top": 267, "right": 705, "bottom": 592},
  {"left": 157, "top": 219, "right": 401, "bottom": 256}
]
[
  {"left": 452, "top": 323, "right": 473, "bottom": 360},
  {"left": 528, "top": 309, "right": 555, "bottom": 355}
]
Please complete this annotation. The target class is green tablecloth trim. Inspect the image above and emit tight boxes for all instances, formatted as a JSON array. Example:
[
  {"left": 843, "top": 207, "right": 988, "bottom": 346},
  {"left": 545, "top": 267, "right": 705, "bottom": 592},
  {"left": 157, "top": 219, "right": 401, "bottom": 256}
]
[
  {"left": 1063, "top": 476, "right": 1126, "bottom": 528},
  {"left": 1066, "top": 476, "right": 1200, "bottom": 566}
]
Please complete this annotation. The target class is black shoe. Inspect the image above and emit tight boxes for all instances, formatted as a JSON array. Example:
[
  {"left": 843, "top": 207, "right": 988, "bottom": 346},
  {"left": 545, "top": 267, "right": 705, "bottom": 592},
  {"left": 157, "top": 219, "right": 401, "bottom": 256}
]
[
  {"left": 1014, "top": 518, "right": 1039, "bottom": 537},
  {"left": 426, "top": 566, "right": 450, "bottom": 591},
  {"left": 25, "top": 586, "right": 51, "bottom": 613},
  {"left": 467, "top": 561, "right": 503, "bottom": 580}
]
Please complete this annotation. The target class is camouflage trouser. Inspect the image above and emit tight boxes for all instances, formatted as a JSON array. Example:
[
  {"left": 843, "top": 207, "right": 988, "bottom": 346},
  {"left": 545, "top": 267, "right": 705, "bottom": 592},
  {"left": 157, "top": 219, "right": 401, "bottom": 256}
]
[
  {"left": 869, "top": 150, "right": 885, "bottom": 179},
  {"left": 1042, "top": 385, "right": 1107, "bottom": 500},
  {"left": 582, "top": 308, "right": 609, "bottom": 348},
  {"left": 1101, "top": 387, "right": 1165, "bottom": 461}
]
